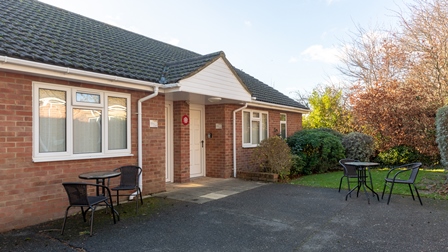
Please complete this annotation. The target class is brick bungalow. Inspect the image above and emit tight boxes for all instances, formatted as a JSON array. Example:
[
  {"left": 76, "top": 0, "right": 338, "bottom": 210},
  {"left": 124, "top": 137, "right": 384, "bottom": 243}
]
[{"left": 0, "top": 0, "right": 309, "bottom": 232}]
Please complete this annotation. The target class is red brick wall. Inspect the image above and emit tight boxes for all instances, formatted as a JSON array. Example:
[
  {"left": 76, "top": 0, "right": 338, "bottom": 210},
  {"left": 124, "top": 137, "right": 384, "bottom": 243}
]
[
  {"left": 204, "top": 104, "right": 303, "bottom": 177},
  {"left": 286, "top": 112, "right": 302, "bottom": 136},
  {"left": 235, "top": 106, "right": 303, "bottom": 172},
  {"left": 0, "top": 70, "right": 166, "bottom": 232},
  {"left": 173, "top": 101, "right": 190, "bottom": 183},
  {"left": 140, "top": 95, "right": 166, "bottom": 193},
  {"left": 205, "top": 104, "right": 237, "bottom": 178},
  {"left": 268, "top": 110, "right": 302, "bottom": 137}
]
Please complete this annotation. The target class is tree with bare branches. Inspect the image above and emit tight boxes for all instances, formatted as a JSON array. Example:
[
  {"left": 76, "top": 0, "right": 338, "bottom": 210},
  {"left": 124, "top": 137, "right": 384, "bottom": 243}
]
[
  {"left": 338, "top": 0, "right": 448, "bottom": 156},
  {"left": 399, "top": 0, "right": 448, "bottom": 106}
]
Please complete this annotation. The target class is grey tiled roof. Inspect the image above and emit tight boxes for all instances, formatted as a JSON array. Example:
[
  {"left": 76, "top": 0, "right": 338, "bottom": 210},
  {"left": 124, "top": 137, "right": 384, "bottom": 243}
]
[
  {"left": 0, "top": 0, "right": 309, "bottom": 110},
  {"left": 160, "top": 51, "right": 224, "bottom": 84},
  {"left": 234, "top": 69, "right": 307, "bottom": 109}
]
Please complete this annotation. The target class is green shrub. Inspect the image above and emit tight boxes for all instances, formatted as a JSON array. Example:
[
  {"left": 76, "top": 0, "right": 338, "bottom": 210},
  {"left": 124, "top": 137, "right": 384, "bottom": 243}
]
[
  {"left": 375, "top": 145, "right": 421, "bottom": 166},
  {"left": 287, "top": 128, "right": 345, "bottom": 175},
  {"left": 290, "top": 154, "right": 305, "bottom": 177},
  {"left": 436, "top": 106, "right": 448, "bottom": 167},
  {"left": 250, "top": 136, "right": 292, "bottom": 180},
  {"left": 318, "top": 127, "right": 344, "bottom": 140},
  {"left": 341, "top": 132, "right": 375, "bottom": 162},
  {"left": 418, "top": 153, "right": 440, "bottom": 167}
]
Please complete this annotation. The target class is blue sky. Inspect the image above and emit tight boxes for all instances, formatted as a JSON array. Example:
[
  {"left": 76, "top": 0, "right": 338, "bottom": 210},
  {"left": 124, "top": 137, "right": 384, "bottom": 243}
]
[{"left": 39, "top": 0, "right": 412, "bottom": 98}]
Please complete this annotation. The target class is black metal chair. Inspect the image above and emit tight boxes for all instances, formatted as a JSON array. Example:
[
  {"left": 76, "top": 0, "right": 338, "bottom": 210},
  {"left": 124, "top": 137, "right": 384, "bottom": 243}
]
[
  {"left": 381, "top": 162, "right": 423, "bottom": 205},
  {"left": 61, "top": 182, "right": 118, "bottom": 236},
  {"left": 110, "top": 166, "right": 143, "bottom": 213},
  {"left": 338, "top": 159, "right": 373, "bottom": 194}
]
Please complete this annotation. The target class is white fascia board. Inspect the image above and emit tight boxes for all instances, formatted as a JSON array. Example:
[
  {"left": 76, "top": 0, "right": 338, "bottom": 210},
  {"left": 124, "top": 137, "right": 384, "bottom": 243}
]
[
  {"left": 249, "top": 100, "right": 310, "bottom": 114},
  {"left": 0, "top": 56, "right": 161, "bottom": 91}
]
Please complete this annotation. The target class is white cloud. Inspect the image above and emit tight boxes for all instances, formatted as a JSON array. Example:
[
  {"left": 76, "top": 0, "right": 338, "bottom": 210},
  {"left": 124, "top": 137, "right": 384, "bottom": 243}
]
[
  {"left": 300, "top": 45, "right": 341, "bottom": 64},
  {"left": 244, "top": 20, "right": 252, "bottom": 27},
  {"left": 288, "top": 57, "right": 298, "bottom": 63}
]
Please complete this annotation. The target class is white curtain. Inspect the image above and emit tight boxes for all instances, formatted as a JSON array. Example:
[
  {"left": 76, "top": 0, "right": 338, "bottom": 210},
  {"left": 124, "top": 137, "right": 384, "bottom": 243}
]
[
  {"left": 243, "top": 111, "right": 250, "bottom": 144},
  {"left": 39, "top": 88, "right": 67, "bottom": 153},
  {"left": 73, "top": 108, "right": 102, "bottom": 154},
  {"left": 262, "top": 114, "right": 268, "bottom": 141},
  {"left": 108, "top": 96, "right": 127, "bottom": 150},
  {"left": 252, "top": 121, "right": 260, "bottom": 144}
]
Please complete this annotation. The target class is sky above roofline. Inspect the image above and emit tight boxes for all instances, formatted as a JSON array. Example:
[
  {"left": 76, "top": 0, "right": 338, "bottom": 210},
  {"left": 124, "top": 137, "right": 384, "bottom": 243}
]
[{"left": 38, "top": 0, "right": 412, "bottom": 99}]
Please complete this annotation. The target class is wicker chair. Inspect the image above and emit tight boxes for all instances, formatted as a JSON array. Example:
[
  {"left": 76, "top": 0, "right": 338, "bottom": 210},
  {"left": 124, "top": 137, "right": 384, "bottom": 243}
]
[
  {"left": 61, "top": 182, "right": 118, "bottom": 236},
  {"left": 110, "top": 166, "right": 143, "bottom": 213}
]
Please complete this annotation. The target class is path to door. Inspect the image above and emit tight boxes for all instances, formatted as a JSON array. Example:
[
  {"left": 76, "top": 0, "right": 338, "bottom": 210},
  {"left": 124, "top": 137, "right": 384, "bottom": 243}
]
[{"left": 155, "top": 177, "right": 267, "bottom": 204}]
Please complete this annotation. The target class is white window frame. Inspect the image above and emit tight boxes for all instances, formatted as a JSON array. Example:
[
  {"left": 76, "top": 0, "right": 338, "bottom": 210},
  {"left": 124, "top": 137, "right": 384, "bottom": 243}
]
[
  {"left": 32, "top": 82, "right": 132, "bottom": 162},
  {"left": 242, "top": 109, "right": 269, "bottom": 148},
  {"left": 72, "top": 89, "right": 104, "bottom": 107},
  {"left": 280, "top": 113, "right": 287, "bottom": 139}
]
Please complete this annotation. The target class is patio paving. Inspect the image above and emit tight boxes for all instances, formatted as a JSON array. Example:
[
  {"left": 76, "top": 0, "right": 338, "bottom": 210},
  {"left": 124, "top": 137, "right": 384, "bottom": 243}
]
[
  {"left": 1, "top": 178, "right": 448, "bottom": 251},
  {"left": 156, "top": 177, "right": 268, "bottom": 203}
]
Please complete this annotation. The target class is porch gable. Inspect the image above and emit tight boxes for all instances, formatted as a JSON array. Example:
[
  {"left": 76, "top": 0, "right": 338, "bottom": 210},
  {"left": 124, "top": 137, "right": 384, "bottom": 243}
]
[{"left": 179, "top": 58, "right": 252, "bottom": 102}]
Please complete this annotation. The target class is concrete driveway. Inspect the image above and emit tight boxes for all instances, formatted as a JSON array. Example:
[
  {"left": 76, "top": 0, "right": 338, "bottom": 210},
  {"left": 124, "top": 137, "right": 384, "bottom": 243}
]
[{"left": 1, "top": 178, "right": 448, "bottom": 251}]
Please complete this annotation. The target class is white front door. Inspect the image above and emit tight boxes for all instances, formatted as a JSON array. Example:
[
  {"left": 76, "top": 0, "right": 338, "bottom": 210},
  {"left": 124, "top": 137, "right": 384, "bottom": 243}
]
[
  {"left": 189, "top": 104, "right": 205, "bottom": 177},
  {"left": 165, "top": 101, "right": 173, "bottom": 182}
]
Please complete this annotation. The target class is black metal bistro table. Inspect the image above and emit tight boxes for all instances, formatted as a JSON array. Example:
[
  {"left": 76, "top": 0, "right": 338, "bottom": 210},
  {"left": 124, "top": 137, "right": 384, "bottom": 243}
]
[
  {"left": 79, "top": 170, "right": 121, "bottom": 218},
  {"left": 345, "top": 162, "right": 380, "bottom": 204},
  {"left": 79, "top": 170, "right": 121, "bottom": 196}
]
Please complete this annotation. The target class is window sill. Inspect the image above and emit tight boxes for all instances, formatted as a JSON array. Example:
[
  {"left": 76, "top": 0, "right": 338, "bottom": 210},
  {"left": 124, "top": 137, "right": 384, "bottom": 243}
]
[
  {"left": 242, "top": 144, "right": 259, "bottom": 148},
  {"left": 32, "top": 153, "right": 134, "bottom": 163}
]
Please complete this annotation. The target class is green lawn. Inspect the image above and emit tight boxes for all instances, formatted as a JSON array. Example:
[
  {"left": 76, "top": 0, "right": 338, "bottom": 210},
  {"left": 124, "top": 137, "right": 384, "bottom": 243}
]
[{"left": 290, "top": 168, "right": 448, "bottom": 200}]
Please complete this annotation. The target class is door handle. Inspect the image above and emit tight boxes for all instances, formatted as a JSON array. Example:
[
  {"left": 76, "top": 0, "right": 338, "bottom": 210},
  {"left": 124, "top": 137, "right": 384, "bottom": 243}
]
[{"left": 201, "top": 140, "right": 204, "bottom": 148}]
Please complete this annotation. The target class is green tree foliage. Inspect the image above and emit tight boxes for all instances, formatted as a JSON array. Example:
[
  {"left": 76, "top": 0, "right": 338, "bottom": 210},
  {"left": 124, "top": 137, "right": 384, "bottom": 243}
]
[
  {"left": 436, "top": 106, "right": 448, "bottom": 168},
  {"left": 375, "top": 145, "right": 422, "bottom": 166},
  {"left": 287, "top": 129, "right": 345, "bottom": 175},
  {"left": 341, "top": 132, "right": 375, "bottom": 162},
  {"left": 302, "top": 86, "right": 353, "bottom": 134},
  {"left": 318, "top": 127, "right": 344, "bottom": 140}
]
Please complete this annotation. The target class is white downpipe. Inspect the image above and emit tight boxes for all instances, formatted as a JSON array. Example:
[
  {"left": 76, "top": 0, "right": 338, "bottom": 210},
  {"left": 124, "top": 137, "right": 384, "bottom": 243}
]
[
  {"left": 131, "top": 86, "right": 159, "bottom": 199},
  {"left": 233, "top": 103, "right": 248, "bottom": 178}
]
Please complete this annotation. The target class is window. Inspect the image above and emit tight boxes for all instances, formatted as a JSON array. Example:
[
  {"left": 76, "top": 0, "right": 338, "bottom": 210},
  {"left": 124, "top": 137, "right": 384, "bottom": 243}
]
[
  {"left": 33, "top": 82, "right": 131, "bottom": 162},
  {"left": 242, "top": 110, "right": 268, "bottom": 147},
  {"left": 280, "top": 113, "right": 287, "bottom": 138}
]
